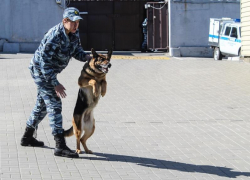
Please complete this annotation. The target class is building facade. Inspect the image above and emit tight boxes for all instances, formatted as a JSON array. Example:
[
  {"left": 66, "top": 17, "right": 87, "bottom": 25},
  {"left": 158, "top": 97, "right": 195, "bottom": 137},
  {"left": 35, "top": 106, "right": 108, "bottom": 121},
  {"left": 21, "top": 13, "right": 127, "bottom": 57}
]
[
  {"left": 0, "top": 0, "right": 64, "bottom": 53},
  {"left": 241, "top": 0, "right": 250, "bottom": 61}
]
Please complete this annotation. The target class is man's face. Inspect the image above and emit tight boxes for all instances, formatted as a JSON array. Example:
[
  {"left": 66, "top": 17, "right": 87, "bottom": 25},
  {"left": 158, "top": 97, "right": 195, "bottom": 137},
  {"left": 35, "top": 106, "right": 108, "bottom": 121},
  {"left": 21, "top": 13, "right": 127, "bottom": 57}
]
[{"left": 64, "top": 19, "right": 80, "bottom": 34}]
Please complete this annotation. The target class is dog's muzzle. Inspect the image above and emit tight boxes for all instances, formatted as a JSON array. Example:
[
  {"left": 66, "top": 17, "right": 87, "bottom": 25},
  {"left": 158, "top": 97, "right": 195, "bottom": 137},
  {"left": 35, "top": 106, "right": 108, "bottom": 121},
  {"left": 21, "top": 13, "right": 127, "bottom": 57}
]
[{"left": 101, "top": 63, "right": 112, "bottom": 73}]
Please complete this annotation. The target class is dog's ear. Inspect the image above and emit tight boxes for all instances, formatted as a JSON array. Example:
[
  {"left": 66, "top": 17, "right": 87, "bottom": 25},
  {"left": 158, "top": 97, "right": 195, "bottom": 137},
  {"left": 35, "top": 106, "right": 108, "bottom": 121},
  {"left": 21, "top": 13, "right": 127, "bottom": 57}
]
[
  {"left": 91, "top": 48, "right": 98, "bottom": 58},
  {"left": 107, "top": 49, "right": 113, "bottom": 60}
]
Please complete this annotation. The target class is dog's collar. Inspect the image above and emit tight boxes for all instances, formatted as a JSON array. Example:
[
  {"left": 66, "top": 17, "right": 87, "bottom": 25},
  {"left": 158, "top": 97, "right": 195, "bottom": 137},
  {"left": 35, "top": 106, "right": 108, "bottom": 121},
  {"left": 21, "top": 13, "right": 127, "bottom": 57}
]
[
  {"left": 84, "top": 67, "right": 95, "bottom": 77},
  {"left": 87, "top": 64, "right": 97, "bottom": 74},
  {"left": 84, "top": 63, "right": 105, "bottom": 78},
  {"left": 84, "top": 58, "right": 97, "bottom": 73}
]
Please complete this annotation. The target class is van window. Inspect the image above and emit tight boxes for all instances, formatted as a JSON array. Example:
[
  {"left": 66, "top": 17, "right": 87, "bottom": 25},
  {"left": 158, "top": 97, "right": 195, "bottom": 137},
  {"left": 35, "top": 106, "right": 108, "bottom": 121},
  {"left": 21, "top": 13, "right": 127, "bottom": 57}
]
[
  {"left": 239, "top": 27, "right": 241, "bottom": 38},
  {"left": 224, "top": 26, "right": 231, "bottom": 36},
  {"left": 230, "top": 27, "right": 237, "bottom": 38}
]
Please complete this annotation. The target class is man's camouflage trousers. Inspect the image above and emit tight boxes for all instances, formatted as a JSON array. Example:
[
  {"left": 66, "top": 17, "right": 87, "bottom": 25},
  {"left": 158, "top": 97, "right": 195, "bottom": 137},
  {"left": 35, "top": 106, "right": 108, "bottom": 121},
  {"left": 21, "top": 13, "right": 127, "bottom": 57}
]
[{"left": 26, "top": 67, "right": 64, "bottom": 135}]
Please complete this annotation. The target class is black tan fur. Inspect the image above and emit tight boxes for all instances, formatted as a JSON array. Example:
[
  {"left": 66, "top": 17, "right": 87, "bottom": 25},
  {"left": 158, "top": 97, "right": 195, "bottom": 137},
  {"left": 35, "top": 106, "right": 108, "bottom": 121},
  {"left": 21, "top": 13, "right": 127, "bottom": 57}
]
[{"left": 64, "top": 48, "right": 112, "bottom": 154}]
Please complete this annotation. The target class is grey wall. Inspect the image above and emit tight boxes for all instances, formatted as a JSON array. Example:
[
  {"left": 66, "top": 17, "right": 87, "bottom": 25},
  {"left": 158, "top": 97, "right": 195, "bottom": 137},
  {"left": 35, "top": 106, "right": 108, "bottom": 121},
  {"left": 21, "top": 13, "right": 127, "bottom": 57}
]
[
  {"left": 169, "top": 0, "right": 240, "bottom": 57},
  {"left": 0, "top": 0, "right": 64, "bottom": 52}
]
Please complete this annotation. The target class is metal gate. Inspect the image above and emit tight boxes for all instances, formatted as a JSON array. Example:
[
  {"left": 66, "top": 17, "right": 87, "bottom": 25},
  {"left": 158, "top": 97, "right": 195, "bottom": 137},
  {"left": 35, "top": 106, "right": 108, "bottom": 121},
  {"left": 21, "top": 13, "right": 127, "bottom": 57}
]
[
  {"left": 69, "top": 0, "right": 148, "bottom": 51},
  {"left": 147, "top": 2, "right": 169, "bottom": 51}
]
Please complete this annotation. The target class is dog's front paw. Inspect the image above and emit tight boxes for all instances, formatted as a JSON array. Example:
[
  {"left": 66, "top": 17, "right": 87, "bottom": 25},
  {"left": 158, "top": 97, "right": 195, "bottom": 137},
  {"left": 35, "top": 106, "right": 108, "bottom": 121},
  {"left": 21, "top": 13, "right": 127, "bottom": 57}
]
[
  {"left": 92, "top": 85, "right": 99, "bottom": 97},
  {"left": 93, "top": 90, "right": 99, "bottom": 97},
  {"left": 101, "top": 92, "right": 106, "bottom": 97}
]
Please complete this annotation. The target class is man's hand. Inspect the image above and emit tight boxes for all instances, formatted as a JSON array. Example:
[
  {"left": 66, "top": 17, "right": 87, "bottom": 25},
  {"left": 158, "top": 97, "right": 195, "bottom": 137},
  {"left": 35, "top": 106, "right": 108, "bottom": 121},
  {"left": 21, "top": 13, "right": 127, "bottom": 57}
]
[{"left": 54, "top": 84, "right": 67, "bottom": 98}]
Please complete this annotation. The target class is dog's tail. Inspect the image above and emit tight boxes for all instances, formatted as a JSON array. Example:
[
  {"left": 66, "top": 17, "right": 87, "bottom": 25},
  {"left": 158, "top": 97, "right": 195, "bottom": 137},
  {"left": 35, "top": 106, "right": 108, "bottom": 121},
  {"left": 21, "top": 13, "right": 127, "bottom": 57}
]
[{"left": 64, "top": 126, "right": 74, "bottom": 137}]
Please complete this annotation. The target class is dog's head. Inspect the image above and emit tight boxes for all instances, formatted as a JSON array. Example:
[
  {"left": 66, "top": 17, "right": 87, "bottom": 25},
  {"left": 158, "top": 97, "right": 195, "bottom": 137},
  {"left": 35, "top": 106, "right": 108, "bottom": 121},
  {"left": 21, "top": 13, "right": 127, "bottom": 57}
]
[{"left": 89, "top": 48, "right": 112, "bottom": 74}]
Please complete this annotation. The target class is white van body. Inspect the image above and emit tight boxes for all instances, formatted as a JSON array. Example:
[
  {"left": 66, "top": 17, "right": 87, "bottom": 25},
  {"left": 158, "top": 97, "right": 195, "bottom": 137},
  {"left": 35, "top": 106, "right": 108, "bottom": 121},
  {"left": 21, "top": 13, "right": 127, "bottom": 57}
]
[{"left": 208, "top": 18, "right": 241, "bottom": 60}]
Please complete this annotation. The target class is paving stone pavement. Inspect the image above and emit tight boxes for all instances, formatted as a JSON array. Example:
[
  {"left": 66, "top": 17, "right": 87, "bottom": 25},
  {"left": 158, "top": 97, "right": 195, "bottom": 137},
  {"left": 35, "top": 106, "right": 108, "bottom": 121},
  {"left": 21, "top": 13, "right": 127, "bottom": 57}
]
[{"left": 1, "top": 53, "right": 250, "bottom": 180}]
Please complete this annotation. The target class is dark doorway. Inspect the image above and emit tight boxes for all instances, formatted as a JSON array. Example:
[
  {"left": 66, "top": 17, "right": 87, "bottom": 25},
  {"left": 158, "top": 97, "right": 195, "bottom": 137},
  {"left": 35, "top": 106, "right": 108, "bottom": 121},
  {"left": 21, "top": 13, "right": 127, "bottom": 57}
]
[{"left": 147, "top": 2, "right": 169, "bottom": 51}]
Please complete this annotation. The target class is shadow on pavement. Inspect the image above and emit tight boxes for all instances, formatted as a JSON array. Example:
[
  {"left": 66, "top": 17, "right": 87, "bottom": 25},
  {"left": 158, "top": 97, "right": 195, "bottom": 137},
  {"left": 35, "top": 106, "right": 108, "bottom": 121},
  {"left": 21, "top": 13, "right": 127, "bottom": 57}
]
[
  {"left": 41, "top": 145, "right": 54, "bottom": 150},
  {"left": 79, "top": 152, "right": 250, "bottom": 178}
]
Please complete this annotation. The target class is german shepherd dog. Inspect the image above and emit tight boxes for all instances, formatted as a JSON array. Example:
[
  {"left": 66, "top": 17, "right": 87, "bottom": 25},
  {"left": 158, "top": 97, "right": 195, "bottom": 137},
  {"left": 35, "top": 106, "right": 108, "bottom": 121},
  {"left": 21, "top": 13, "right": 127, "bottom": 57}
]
[{"left": 64, "top": 48, "right": 112, "bottom": 154}]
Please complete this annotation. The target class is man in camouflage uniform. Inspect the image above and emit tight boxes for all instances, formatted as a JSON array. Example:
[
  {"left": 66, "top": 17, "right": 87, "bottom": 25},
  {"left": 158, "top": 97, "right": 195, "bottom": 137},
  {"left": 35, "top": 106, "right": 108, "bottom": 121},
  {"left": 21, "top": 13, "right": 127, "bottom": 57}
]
[{"left": 21, "top": 7, "right": 91, "bottom": 158}]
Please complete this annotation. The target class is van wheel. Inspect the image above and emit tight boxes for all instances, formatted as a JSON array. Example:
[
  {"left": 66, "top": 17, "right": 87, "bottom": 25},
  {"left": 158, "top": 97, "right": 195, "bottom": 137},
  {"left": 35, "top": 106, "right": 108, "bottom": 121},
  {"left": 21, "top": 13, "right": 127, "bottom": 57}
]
[{"left": 214, "top": 47, "right": 222, "bottom": 60}]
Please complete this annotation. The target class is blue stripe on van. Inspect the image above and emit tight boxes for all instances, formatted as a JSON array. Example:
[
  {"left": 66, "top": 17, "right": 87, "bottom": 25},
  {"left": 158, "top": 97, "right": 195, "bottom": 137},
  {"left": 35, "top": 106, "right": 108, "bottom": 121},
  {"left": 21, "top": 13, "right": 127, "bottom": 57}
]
[
  {"left": 209, "top": 34, "right": 219, "bottom": 39},
  {"left": 220, "top": 37, "right": 241, "bottom": 43},
  {"left": 209, "top": 34, "right": 241, "bottom": 43},
  {"left": 220, "top": 37, "right": 229, "bottom": 40}
]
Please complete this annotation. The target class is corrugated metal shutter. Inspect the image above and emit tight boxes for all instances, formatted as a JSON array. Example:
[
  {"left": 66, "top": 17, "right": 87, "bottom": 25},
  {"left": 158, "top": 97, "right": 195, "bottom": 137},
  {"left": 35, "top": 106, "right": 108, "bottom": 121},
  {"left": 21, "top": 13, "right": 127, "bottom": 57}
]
[{"left": 241, "top": 0, "right": 250, "bottom": 57}]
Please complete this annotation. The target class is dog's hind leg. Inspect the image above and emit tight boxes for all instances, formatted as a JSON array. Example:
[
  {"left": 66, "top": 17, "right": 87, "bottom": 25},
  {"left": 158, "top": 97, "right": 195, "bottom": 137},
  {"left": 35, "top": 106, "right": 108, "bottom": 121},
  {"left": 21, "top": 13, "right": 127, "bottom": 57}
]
[
  {"left": 74, "top": 128, "right": 82, "bottom": 154},
  {"left": 81, "top": 122, "right": 95, "bottom": 154},
  {"left": 76, "top": 138, "right": 81, "bottom": 154},
  {"left": 72, "top": 115, "right": 82, "bottom": 154}
]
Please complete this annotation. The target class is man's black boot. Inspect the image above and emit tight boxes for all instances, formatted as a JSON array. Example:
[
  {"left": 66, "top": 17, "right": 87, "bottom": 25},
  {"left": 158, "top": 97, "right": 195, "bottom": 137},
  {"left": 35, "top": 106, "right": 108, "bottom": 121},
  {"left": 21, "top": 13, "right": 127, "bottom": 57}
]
[
  {"left": 21, "top": 127, "right": 44, "bottom": 147},
  {"left": 54, "top": 133, "right": 79, "bottom": 158}
]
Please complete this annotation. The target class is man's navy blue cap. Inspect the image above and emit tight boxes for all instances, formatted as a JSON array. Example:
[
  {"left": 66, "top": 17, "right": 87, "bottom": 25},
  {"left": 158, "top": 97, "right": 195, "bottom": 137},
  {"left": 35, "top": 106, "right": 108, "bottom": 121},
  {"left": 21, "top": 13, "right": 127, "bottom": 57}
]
[{"left": 63, "top": 7, "right": 83, "bottom": 21}]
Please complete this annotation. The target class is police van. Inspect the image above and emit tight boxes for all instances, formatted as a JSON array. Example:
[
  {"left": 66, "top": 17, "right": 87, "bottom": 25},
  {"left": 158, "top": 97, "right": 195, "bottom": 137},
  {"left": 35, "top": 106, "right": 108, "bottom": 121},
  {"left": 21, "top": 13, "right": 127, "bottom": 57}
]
[{"left": 208, "top": 18, "right": 241, "bottom": 60}]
